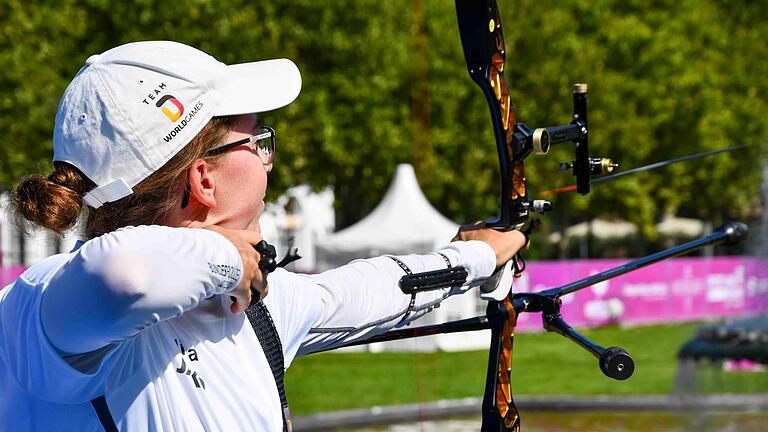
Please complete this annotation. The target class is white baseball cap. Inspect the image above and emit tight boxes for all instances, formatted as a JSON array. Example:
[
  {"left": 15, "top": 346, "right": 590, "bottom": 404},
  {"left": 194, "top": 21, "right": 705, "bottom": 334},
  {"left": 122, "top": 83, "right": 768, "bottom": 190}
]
[{"left": 52, "top": 40, "right": 302, "bottom": 209}]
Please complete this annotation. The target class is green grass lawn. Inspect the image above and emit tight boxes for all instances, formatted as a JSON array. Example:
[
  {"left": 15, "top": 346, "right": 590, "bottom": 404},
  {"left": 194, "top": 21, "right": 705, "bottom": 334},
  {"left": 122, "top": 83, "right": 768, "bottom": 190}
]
[{"left": 285, "top": 322, "right": 768, "bottom": 415}]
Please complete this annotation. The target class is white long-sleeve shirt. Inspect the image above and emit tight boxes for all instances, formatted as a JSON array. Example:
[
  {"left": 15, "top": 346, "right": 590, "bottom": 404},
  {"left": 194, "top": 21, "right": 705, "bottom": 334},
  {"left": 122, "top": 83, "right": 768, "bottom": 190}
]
[{"left": 0, "top": 225, "right": 496, "bottom": 431}]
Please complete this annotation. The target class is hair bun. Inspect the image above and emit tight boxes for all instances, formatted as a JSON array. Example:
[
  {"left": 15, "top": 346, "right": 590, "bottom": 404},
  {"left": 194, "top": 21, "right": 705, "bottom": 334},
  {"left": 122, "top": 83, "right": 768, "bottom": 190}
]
[{"left": 11, "top": 169, "right": 85, "bottom": 235}]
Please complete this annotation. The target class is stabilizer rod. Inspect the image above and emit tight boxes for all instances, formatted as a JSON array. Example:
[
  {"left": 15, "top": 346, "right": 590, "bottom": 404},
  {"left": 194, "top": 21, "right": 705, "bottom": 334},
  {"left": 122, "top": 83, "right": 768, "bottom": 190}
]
[
  {"left": 320, "top": 221, "right": 748, "bottom": 360},
  {"left": 538, "top": 221, "right": 748, "bottom": 299},
  {"left": 543, "top": 312, "right": 634, "bottom": 380}
]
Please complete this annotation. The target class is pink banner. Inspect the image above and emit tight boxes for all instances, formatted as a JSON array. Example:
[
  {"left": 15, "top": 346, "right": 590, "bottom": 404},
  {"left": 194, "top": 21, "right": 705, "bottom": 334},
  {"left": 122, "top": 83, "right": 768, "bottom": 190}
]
[
  {"left": 1, "top": 266, "right": 25, "bottom": 288},
  {"left": 512, "top": 257, "right": 768, "bottom": 331}
]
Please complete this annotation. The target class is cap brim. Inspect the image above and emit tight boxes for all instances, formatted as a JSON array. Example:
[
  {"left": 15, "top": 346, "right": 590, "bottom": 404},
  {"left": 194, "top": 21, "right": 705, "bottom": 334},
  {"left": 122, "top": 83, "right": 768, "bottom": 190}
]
[{"left": 215, "top": 58, "right": 301, "bottom": 116}]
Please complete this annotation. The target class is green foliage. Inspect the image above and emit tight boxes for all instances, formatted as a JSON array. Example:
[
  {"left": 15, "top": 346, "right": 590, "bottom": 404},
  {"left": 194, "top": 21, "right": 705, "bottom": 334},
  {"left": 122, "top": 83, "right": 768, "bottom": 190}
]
[{"left": 1, "top": 1, "right": 765, "bottom": 241}]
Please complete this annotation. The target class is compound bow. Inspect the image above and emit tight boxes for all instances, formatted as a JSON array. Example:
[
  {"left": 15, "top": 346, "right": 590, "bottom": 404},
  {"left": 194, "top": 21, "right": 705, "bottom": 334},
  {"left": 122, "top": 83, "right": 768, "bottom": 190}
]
[
  {"left": 327, "top": 1, "right": 749, "bottom": 431},
  {"left": 453, "top": 2, "right": 614, "bottom": 427}
]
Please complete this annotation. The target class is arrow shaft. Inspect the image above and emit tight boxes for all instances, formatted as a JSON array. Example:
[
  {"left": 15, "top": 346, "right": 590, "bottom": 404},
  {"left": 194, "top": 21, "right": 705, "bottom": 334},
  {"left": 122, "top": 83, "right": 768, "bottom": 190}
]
[
  {"left": 591, "top": 144, "right": 746, "bottom": 185},
  {"left": 540, "top": 144, "right": 746, "bottom": 196}
]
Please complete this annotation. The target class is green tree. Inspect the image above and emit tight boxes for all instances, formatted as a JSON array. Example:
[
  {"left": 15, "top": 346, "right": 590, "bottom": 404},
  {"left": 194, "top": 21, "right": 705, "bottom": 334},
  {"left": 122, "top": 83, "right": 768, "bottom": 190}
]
[{"left": 1, "top": 0, "right": 765, "bottom": 253}]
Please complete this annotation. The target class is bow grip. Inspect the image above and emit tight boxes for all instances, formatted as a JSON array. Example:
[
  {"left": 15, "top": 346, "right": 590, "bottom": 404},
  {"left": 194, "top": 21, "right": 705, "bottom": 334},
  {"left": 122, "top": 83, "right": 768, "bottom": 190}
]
[
  {"left": 479, "top": 260, "right": 515, "bottom": 301},
  {"left": 478, "top": 218, "right": 539, "bottom": 301}
]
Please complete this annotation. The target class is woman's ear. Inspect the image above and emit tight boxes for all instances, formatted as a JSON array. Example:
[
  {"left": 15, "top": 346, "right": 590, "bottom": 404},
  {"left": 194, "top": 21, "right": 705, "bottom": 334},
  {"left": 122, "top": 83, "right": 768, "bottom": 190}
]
[{"left": 186, "top": 159, "right": 217, "bottom": 209}]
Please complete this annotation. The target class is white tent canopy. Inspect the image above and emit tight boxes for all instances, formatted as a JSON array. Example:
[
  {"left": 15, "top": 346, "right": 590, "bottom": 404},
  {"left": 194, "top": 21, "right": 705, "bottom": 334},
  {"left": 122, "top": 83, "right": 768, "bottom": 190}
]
[
  {"left": 656, "top": 214, "right": 704, "bottom": 237},
  {"left": 565, "top": 219, "right": 638, "bottom": 239},
  {"left": 315, "top": 164, "right": 458, "bottom": 270},
  {"left": 549, "top": 218, "right": 639, "bottom": 243}
]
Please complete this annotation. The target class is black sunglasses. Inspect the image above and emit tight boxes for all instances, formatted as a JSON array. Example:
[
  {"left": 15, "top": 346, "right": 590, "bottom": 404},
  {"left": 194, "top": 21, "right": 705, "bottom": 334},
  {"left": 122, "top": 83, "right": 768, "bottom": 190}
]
[{"left": 180, "top": 126, "right": 276, "bottom": 209}]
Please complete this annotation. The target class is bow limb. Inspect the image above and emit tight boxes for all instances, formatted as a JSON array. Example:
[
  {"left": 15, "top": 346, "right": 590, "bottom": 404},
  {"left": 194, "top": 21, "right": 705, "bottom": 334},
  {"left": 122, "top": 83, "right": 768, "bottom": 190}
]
[
  {"left": 455, "top": 0, "right": 527, "bottom": 231},
  {"left": 482, "top": 297, "right": 520, "bottom": 432},
  {"left": 455, "top": 1, "right": 523, "bottom": 430}
]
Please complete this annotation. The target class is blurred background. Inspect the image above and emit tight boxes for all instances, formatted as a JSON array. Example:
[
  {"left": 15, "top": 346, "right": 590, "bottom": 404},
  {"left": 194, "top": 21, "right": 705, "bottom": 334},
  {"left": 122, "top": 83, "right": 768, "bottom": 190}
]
[{"left": 1, "top": 1, "right": 766, "bottom": 430}]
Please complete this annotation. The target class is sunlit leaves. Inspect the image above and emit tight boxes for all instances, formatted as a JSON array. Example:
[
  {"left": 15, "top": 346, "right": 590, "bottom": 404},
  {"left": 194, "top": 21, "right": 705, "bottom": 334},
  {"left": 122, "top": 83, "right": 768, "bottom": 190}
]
[{"left": 0, "top": 0, "right": 764, "bottom": 246}]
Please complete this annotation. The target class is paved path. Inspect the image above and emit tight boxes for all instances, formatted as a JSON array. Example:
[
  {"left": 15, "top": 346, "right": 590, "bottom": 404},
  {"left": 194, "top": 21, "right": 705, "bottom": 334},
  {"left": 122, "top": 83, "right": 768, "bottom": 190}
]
[{"left": 293, "top": 394, "right": 768, "bottom": 431}]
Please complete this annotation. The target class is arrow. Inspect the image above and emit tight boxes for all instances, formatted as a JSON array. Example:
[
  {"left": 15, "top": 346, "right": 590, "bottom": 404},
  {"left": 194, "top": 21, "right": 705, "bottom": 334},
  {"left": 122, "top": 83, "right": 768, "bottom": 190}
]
[{"left": 540, "top": 144, "right": 747, "bottom": 196}]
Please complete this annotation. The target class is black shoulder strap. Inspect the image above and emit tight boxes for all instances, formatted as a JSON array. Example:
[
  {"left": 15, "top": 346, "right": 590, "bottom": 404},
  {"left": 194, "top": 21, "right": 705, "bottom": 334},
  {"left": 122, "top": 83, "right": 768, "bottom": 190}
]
[
  {"left": 245, "top": 300, "right": 292, "bottom": 432},
  {"left": 91, "top": 395, "right": 118, "bottom": 432}
]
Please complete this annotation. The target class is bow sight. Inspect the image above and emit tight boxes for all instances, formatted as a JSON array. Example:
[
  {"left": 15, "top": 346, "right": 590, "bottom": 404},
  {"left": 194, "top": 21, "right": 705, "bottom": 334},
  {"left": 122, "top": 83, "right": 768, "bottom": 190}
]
[
  {"left": 531, "top": 84, "right": 618, "bottom": 194},
  {"left": 508, "top": 83, "right": 618, "bottom": 219}
]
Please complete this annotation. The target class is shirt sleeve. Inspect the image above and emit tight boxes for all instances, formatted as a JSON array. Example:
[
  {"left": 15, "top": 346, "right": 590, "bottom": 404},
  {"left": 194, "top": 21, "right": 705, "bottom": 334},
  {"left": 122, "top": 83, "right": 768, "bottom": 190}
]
[
  {"left": 264, "top": 240, "right": 495, "bottom": 364},
  {"left": 0, "top": 259, "right": 112, "bottom": 403},
  {"left": 40, "top": 225, "right": 244, "bottom": 356}
]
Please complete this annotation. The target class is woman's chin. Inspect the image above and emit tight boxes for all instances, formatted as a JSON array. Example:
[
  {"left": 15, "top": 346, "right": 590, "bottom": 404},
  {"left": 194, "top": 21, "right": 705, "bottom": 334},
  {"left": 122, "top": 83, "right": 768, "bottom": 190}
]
[{"left": 246, "top": 217, "right": 262, "bottom": 233}]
